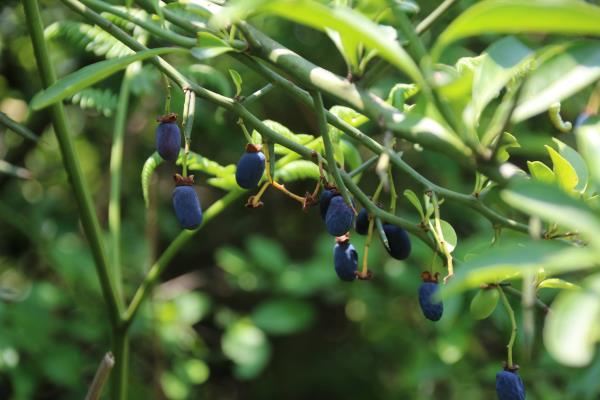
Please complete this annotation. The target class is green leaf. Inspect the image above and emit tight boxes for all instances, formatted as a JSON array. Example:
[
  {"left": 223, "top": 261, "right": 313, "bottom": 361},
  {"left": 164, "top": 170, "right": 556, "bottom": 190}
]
[
  {"left": 544, "top": 273, "right": 600, "bottom": 366},
  {"left": 70, "top": 88, "right": 118, "bottom": 117},
  {"left": 469, "top": 288, "right": 500, "bottom": 320},
  {"left": 386, "top": 83, "right": 419, "bottom": 110},
  {"left": 251, "top": 299, "right": 315, "bottom": 335},
  {"left": 31, "top": 47, "right": 185, "bottom": 110},
  {"left": 403, "top": 189, "right": 424, "bottom": 219},
  {"left": 221, "top": 319, "right": 271, "bottom": 379},
  {"left": 431, "top": 219, "right": 457, "bottom": 253},
  {"left": 513, "top": 41, "right": 600, "bottom": 122},
  {"left": 433, "top": 0, "right": 600, "bottom": 59},
  {"left": 442, "top": 240, "right": 597, "bottom": 297},
  {"left": 502, "top": 180, "right": 600, "bottom": 248},
  {"left": 467, "top": 36, "right": 533, "bottom": 126},
  {"left": 274, "top": 160, "right": 320, "bottom": 182},
  {"left": 329, "top": 105, "right": 368, "bottom": 127},
  {"left": 496, "top": 132, "right": 520, "bottom": 163},
  {"left": 228, "top": 69, "right": 243, "bottom": 97},
  {"left": 185, "top": 151, "right": 236, "bottom": 178},
  {"left": 339, "top": 139, "right": 362, "bottom": 172},
  {"left": 141, "top": 152, "right": 163, "bottom": 208},
  {"left": 191, "top": 32, "right": 235, "bottom": 60},
  {"left": 45, "top": 21, "right": 133, "bottom": 59},
  {"left": 207, "top": 176, "right": 238, "bottom": 191},
  {"left": 552, "top": 138, "right": 588, "bottom": 192},
  {"left": 527, "top": 161, "right": 555, "bottom": 184},
  {"left": 325, "top": 28, "right": 360, "bottom": 72},
  {"left": 545, "top": 145, "right": 578, "bottom": 191},
  {"left": 538, "top": 278, "right": 579, "bottom": 290},
  {"left": 576, "top": 117, "right": 600, "bottom": 191},
  {"left": 213, "top": 0, "right": 424, "bottom": 85},
  {"left": 440, "top": 220, "right": 458, "bottom": 253}
]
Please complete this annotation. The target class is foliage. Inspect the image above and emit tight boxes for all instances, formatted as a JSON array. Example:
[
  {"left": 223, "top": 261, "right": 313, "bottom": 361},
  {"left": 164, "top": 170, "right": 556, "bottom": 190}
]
[{"left": 1, "top": 0, "right": 600, "bottom": 399}]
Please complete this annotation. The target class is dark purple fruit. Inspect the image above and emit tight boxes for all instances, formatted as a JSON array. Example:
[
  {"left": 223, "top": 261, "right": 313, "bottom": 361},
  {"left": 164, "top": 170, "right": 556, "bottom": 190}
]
[
  {"left": 418, "top": 272, "right": 443, "bottom": 321},
  {"left": 325, "top": 195, "right": 354, "bottom": 236},
  {"left": 172, "top": 174, "right": 203, "bottom": 230},
  {"left": 156, "top": 113, "right": 181, "bottom": 162},
  {"left": 355, "top": 208, "right": 369, "bottom": 235},
  {"left": 383, "top": 223, "right": 411, "bottom": 260},
  {"left": 496, "top": 369, "right": 526, "bottom": 400},
  {"left": 235, "top": 144, "right": 265, "bottom": 189},
  {"left": 319, "top": 188, "right": 336, "bottom": 220},
  {"left": 333, "top": 237, "right": 357, "bottom": 281}
]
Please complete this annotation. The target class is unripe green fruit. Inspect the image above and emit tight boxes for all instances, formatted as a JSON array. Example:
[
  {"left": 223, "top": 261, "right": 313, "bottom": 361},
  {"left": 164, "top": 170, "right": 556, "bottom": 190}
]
[{"left": 469, "top": 288, "right": 499, "bottom": 320}]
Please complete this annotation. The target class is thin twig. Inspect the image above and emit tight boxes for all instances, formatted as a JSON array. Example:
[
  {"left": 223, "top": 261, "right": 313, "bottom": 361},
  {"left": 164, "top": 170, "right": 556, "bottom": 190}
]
[{"left": 85, "top": 352, "right": 115, "bottom": 400}]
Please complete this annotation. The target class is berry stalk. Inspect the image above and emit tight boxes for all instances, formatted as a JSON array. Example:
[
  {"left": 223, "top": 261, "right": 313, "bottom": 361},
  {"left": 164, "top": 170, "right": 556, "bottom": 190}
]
[
  {"left": 181, "top": 89, "right": 195, "bottom": 177},
  {"left": 498, "top": 286, "right": 517, "bottom": 369}
]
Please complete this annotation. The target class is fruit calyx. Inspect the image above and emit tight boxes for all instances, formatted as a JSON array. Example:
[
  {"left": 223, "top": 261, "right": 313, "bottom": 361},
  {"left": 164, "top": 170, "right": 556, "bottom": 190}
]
[
  {"left": 335, "top": 233, "right": 350, "bottom": 245},
  {"left": 421, "top": 271, "right": 440, "bottom": 283},
  {"left": 245, "top": 143, "right": 262, "bottom": 153},
  {"left": 356, "top": 270, "right": 373, "bottom": 280},
  {"left": 157, "top": 112, "right": 178, "bottom": 124},
  {"left": 174, "top": 173, "right": 195, "bottom": 186},
  {"left": 502, "top": 362, "right": 520, "bottom": 373}
]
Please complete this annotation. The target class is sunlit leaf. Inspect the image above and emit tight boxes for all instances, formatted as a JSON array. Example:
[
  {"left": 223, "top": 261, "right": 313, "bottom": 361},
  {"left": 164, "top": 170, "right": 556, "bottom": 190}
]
[
  {"left": 538, "top": 278, "right": 579, "bottom": 290},
  {"left": 467, "top": 36, "right": 533, "bottom": 126},
  {"left": 502, "top": 180, "right": 600, "bottom": 248},
  {"left": 442, "top": 240, "right": 597, "bottom": 297},
  {"left": 433, "top": 0, "right": 600, "bottom": 59},
  {"left": 552, "top": 138, "right": 588, "bottom": 192},
  {"left": 527, "top": 161, "right": 555, "bottom": 184},
  {"left": 212, "top": 0, "right": 424, "bottom": 84},
  {"left": 544, "top": 273, "right": 600, "bottom": 366},
  {"left": 31, "top": 47, "right": 185, "bottom": 110},
  {"left": 513, "top": 41, "right": 600, "bottom": 122},
  {"left": 576, "top": 117, "right": 600, "bottom": 191},
  {"left": 545, "top": 145, "right": 578, "bottom": 191}
]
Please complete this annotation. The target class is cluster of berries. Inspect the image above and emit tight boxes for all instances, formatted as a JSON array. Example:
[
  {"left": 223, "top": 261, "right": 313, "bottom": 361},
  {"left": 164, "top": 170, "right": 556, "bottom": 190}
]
[
  {"left": 163, "top": 126, "right": 526, "bottom": 399},
  {"left": 155, "top": 114, "right": 203, "bottom": 230},
  {"left": 321, "top": 187, "right": 444, "bottom": 322}
]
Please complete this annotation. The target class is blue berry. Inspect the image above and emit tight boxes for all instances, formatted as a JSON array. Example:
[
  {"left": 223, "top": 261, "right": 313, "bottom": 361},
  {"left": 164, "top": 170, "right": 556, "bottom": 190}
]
[
  {"left": 319, "top": 189, "right": 336, "bottom": 220},
  {"left": 235, "top": 145, "right": 265, "bottom": 189},
  {"left": 574, "top": 112, "right": 590, "bottom": 129},
  {"left": 333, "top": 240, "right": 358, "bottom": 281},
  {"left": 496, "top": 370, "right": 526, "bottom": 400},
  {"left": 156, "top": 116, "right": 181, "bottom": 162},
  {"left": 383, "top": 223, "right": 411, "bottom": 260},
  {"left": 172, "top": 176, "right": 203, "bottom": 230},
  {"left": 325, "top": 195, "right": 354, "bottom": 236},
  {"left": 355, "top": 208, "right": 369, "bottom": 235},
  {"left": 419, "top": 281, "right": 443, "bottom": 321}
]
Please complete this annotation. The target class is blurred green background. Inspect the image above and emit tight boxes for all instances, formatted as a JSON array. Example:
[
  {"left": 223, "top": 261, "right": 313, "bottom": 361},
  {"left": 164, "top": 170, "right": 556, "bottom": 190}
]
[{"left": 1, "top": 0, "right": 599, "bottom": 399}]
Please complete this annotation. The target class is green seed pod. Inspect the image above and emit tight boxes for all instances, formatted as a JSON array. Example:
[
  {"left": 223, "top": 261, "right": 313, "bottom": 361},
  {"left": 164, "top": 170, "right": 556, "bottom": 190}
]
[{"left": 470, "top": 288, "right": 499, "bottom": 320}]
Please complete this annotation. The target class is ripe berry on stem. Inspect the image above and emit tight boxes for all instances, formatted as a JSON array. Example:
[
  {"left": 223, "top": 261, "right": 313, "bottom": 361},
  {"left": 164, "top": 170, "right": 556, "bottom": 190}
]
[
  {"left": 418, "top": 271, "right": 443, "bottom": 321},
  {"left": 496, "top": 366, "right": 526, "bottom": 400},
  {"left": 383, "top": 223, "right": 411, "bottom": 260},
  {"left": 325, "top": 195, "right": 355, "bottom": 237},
  {"left": 333, "top": 235, "right": 358, "bottom": 282},
  {"left": 319, "top": 187, "right": 336, "bottom": 220},
  {"left": 172, "top": 174, "right": 203, "bottom": 230},
  {"left": 156, "top": 113, "right": 182, "bottom": 162},
  {"left": 235, "top": 143, "right": 266, "bottom": 189},
  {"left": 355, "top": 208, "right": 370, "bottom": 235}
]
